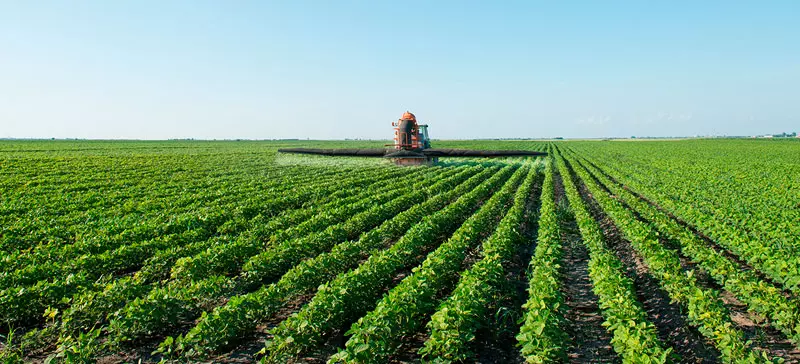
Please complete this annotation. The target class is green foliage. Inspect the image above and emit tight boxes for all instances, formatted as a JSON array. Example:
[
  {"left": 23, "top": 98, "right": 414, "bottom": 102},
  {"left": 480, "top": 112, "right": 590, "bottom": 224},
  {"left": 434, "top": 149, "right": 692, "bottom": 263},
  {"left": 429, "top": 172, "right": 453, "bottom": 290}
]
[
  {"left": 564, "top": 148, "right": 779, "bottom": 361},
  {"left": 48, "top": 328, "right": 103, "bottom": 364},
  {"left": 516, "top": 157, "right": 568, "bottom": 363},
  {"left": 418, "top": 162, "right": 542, "bottom": 363},
  {"left": 168, "top": 166, "right": 486, "bottom": 357},
  {"left": 0, "top": 327, "right": 24, "bottom": 363},
  {"left": 555, "top": 151, "right": 670, "bottom": 363},
  {"left": 567, "top": 139, "right": 800, "bottom": 295},
  {"left": 263, "top": 165, "right": 518, "bottom": 362},
  {"left": 101, "top": 167, "right": 450, "bottom": 348},
  {"left": 331, "top": 164, "right": 534, "bottom": 363},
  {"left": 571, "top": 150, "right": 800, "bottom": 347},
  {"left": 5, "top": 138, "right": 796, "bottom": 362}
]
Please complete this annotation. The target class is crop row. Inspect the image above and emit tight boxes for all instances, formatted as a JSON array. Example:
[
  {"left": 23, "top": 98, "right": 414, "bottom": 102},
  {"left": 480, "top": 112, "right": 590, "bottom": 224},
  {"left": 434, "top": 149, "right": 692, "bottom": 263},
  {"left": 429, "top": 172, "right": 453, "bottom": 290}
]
[
  {"left": 570, "top": 142, "right": 800, "bottom": 294},
  {"left": 563, "top": 149, "right": 770, "bottom": 362},
  {"left": 0, "top": 164, "right": 352, "bottom": 258},
  {"left": 8, "top": 165, "right": 405, "bottom": 286},
  {"left": 167, "top": 165, "right": 494, "bottom": 358},
  {"left": 103, "top": 166, "right": 457, "bottom": 346},
  {"left": 568, "top": 149, "right": 800, "bottom": 348},
  {"left": 330, "top": 163, "right": 533, "bottom": 363},
  {"left": 0, "top": 168, "right": 411, "bottom": 327},
  {"left": 573, "top": 140, "right": 800, "bottom": 246},
  {"left": 1, "top": 166, "right": 404, "bottom": 275},
  {"left": 170, "top": 166, "right": 466, "bottom": 283},
  {"left": 1, "top": 164, "right": 345, "bottom": 253},
  {"left": 417, "top": 161, "right": 541, "bottom": 363},
  {"left": 516, "top": 156, "right": 568, "bottom": 363},
  {"left": 263, "top": 165, "right": 517, "bottom": 362},
  {"left": 555, "top": 151, "right": 670, "bottom": 363},
  {"left": 16, "top": 166, "right": 457, "bottom": 357}
]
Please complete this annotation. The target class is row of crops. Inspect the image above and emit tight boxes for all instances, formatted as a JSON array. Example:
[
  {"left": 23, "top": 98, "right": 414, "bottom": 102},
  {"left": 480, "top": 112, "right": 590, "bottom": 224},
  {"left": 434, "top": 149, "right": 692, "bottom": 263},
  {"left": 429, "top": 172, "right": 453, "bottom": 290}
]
[{"left": 1, "top": 139, "right": 798, "bottom": 363}]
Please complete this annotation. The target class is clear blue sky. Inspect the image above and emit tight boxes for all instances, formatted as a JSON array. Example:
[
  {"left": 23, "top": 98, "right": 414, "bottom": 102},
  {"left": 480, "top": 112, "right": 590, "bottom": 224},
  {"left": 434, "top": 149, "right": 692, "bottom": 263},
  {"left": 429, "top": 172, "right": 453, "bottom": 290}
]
[{"left": 1, "top": 1, "right": 798, "bottom": 139}]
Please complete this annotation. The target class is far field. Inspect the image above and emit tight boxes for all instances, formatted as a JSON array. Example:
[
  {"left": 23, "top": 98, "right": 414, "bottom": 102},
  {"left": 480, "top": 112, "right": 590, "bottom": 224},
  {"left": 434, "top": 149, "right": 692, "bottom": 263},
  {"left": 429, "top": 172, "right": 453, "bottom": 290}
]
[{"left": 1, "top": 139, "right": 799, "bottom": 363}]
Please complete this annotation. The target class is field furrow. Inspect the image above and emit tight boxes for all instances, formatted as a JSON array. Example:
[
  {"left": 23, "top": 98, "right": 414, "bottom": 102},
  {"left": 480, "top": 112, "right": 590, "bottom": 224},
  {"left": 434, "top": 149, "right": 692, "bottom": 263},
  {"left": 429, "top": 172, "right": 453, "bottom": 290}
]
[
  {"left": 563, "top": 150, "right": 776, "bottom": 362},
  {"left": 555, "top": 150, "right": 670, "bottom": 363},
  {"left": 263, "top": 165, "right": 516, "bottom": 362}
]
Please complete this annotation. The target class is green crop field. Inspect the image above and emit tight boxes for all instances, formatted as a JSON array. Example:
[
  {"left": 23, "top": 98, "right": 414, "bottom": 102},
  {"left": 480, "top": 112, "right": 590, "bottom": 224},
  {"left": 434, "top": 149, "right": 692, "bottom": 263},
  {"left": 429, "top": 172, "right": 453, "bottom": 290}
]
[{"left": 1, "top": 139, "right": 799, "bottom": 363}]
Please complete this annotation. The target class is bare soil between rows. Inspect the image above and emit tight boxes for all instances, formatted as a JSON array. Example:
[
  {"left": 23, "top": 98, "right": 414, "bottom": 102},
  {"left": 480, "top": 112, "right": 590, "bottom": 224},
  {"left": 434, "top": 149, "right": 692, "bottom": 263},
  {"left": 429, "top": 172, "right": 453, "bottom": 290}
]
[
  {"left": 577, "top": 154, "right": 796, "bottom": 301},
  {"left": 563, "top": 157, "right": 720, "bottom": 363},
  {"left": 553, "top": 169, "right": 618, "bottom": 363},
  {"left": 573, "top": 155, "right": 800, "bottom": 362},
  {"left": 472, "top": 175, "right": 543, "bottom": 364}
]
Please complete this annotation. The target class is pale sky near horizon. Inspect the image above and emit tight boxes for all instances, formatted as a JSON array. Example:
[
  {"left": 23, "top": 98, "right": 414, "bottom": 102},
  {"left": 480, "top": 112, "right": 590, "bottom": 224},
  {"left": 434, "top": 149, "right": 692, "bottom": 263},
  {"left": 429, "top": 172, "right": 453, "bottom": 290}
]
[{"left": 1, "top": 1, "right": 798, "bottom": 140}]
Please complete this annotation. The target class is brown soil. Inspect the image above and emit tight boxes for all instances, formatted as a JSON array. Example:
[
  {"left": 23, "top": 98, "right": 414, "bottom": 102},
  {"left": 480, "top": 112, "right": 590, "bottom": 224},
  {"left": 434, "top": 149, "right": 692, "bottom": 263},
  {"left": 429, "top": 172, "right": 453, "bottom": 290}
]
[
  {"left": 554, "top": 170, "right": 618, "bottom": 363},
  {"left": 565, "top": 158, "right": 720, "bottom": 363},
  {"left": 390, "top": 330, "right": 428, "bottom": 364},
  {"left": 246, "top": 195, "right": 499, "bottom": 364},
  {"left": 391, "top": 177, "right": 543, "bottom": 364},
  {"left": 719, "top": 292, "right": 800, "bottom": 363},
  {"left": 212, "top": 292, "right": 318, "bottom": 363},
  {"left": 390, "top": 247, "right": 477, "bottom": 363},
  {"left": 277, "top": 193, "right": 506, "bottom": 362},
  {"left": 390, "top": 232, "right": 501, "bottom": 364},
  {"left": 575, "top": 156, "right": 800, "bottom": 362},
  {"left": 578, "top": 155, "right": 795, "bottom": 300},
  {"left": 472, "top": 176, "right": 543, "bottom": 364}
]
